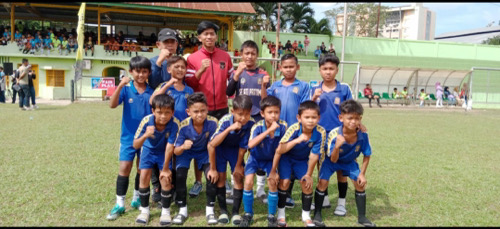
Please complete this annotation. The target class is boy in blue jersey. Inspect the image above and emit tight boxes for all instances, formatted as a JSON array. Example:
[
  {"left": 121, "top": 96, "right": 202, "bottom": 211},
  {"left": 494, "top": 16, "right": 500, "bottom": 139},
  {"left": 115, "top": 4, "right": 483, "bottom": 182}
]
[
  {"left": 207, "top": 95, "right": 255, "bottom": 225},
  {"left": 226, "top": 40, "right": 271, "bottom": 203},
  {"left": 263, "top": 53, "right": 311, "bottom": 209},
  {"left": 41, "top": 35, "right": 52, "bottom": 55},
  {"left": 239, "top": 96, "right": 288, "bottom": 227},
  {"left": 106, "top": 56, "right": 155, "bottom": 221},
  {"left": 133, "top": 94, "right": 180, "bottom": 226},
  {"left": 313, "top": 100, "right": 375, "bottom": 227},
  {"left": 172, "top": 92, "right": 219, "bottom": 225},
  {"left": 310, "top": 54, "right": 354, "bottom": 215},
  {"left": 268, "top": 101, "right": 326, "bottom": 227}
]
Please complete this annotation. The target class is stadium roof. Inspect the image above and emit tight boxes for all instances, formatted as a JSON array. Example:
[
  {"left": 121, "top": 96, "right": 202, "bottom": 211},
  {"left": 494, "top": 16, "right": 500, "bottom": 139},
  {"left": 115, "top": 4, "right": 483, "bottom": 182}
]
[{"left": 434, "top": 26, "right": 500, "bottom": 44}]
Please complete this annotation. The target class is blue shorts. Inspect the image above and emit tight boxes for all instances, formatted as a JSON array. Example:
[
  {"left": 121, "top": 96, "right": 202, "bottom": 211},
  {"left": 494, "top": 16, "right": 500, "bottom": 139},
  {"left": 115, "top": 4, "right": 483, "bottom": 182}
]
[
  {"left": 176, "top": 151, "right": 209, "bottom": 170},
  {"left": 318, "top": 159, "right": 360, "bottom": 181},
  {"left": 278, "top": 155, "right": 308, "bottom": 180},
  {"left": 119, "top": 143, "right": 141, "bottom": 161},
  {"left": 216, "top": 146, "right": 244, "bottom": 173},
  {"left": 138, "top": 149, "right": 172, "bottom": 170},
  {"left": 244, "top": 155, "right": 273, "bottom": 176}
]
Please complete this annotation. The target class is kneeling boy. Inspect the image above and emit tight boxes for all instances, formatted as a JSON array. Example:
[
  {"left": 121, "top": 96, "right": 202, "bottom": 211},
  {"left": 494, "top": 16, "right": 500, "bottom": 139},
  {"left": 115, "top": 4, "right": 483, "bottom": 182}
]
[
  {"left": 173, "top": 92, "right": 219, "bottom": 225},
  {"left": 208, "top": 95, "right": 255, "bottom": 225},
  {"left": 268, "top": 101, "right": 326, "bottom": 227},
  {"left": 133, "top": 94, "right": 180, "bottom": 226},
  {"left": 313, "top": 100, "right": 375, "bottom": 227},
  {"left": 239, "top": 96, "right": 288, "bottom": 227}
]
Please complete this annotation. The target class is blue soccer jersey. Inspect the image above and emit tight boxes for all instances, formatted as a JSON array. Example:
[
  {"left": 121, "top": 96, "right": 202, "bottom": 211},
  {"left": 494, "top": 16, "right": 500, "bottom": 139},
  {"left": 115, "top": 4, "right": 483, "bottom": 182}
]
[
  {"left": 174, "top": 116, "right": 218, "bottom": 155},
  {"left": 211, "top": 114, "right": 255, "bottom": 150},
  {"left": 279, "top": 122, "right": 326, "bottom": 160},
  {"left": 134, "top": 114, "right": 180, "bottom": 154},
  {"left": 326, "top": 125, "right": 372, "bottom": 164},
  {"left": 266, "top": 79, "right": 311, "bottom": 126},
  {"left": 118, "top": 81, "right": 154, "bottom": 145},
  {"left": 155, "top": 82, "right": 194, "bottom": 121},
  {"left": 248, "top": 119, "right": 288, "bottom": 161},
  {"left": 44, "top": 38, "right": 52, "bottom": 46},
  {"left": 230, "top": 68, "right": 270, "bottom": 117},
  {"left": 312, "top": 80, "right": 353, "bottom": 132}
]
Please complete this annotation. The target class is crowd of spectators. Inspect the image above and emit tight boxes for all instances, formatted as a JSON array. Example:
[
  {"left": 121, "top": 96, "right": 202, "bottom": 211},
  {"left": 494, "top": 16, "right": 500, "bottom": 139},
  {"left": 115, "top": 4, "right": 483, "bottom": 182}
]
[{"left": 262, "top": 35, "right": 334, "bottom": 59}]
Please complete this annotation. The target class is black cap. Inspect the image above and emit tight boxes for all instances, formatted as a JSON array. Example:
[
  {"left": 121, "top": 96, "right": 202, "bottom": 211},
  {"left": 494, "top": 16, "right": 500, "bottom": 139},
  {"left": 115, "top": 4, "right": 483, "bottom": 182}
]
[{"left": 158, "top": 28, "right": 178, "bottom": 42}]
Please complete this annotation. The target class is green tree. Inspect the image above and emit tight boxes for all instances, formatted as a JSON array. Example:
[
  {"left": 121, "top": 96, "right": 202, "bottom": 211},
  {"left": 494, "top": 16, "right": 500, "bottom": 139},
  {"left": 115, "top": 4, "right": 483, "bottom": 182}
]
[
  {"left": 324, "top": 3, "right": 389, "bottom": 37},
  {"left": 283, "top": 2, "right": 315, "bottom": 33},
  {"left": 482, "top": 35, "right": 500, "bottom": 45},
  {"left": 234, "top": 15, "right": 262, "bottom": 32},
  {"left": 254, "top": 2, "right": 277, "bottom": 31},
  {"left": 307, "top": 18, "right": 333, "bottom": 38}
]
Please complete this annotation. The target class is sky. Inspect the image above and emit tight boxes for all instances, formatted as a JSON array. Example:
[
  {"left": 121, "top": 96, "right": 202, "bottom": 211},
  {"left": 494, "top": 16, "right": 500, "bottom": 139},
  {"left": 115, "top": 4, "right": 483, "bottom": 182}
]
[{"left": 310, "top": 2, "right": 500, "bottom": 37}]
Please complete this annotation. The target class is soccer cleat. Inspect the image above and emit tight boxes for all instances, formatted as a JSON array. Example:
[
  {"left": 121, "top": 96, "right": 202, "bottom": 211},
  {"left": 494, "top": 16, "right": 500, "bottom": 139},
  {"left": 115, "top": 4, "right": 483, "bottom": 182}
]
[
  {"left": 267, "top": 214, "right": 278, "bottom": 227},
  {"left": 303, "top": 219, "right": 315, "bottom": 227},
  {"left": 172, "top": 214, "right": 187, "bottom": 225},
  {"left": 159, "top": 213, "right": 172, "bottom": 226},
  {"left": 358, "top": 216, "right": 376, "bottom": 227},
  {"left": 106, "top": 204, "right": 126, "bottom": 220},
  {"left": 131, "top": 198, "right": 141, "bottom": 209},
  {"left": 231, "top": 214, "right": 242, "bottom": 225},
  {"left": 313, "top": 213, "right": 325, "bottom": 227},
  {"left": 218, "top": 213, "right": 229, "bottom": 224},
  {"left": 277, "top": 218, "right": 287, "bottom": 227},
  {"left": 239, "top": 213, "right": 253, "bottom": 227},
  {"left": 333, "top": 204, "right": 347, "bottom": 216},
  {"left": 285, "top": 197, "right": 295, "bottom": 208},
  {"left": 189, "top": 181, "right": 203, "bottom": 197},
  {"left": 206, "top": 214, "right": 218, "bottom": 225},
  {"left": 135, "top": 212, "right": 150, "bottom": 225}
]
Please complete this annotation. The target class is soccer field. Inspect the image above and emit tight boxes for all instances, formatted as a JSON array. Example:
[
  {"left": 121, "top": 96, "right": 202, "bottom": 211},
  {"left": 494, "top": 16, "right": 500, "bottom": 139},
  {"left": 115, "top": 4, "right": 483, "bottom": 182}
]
[{"left": 1, "top": 102, "right": 499, "bottom": 226}]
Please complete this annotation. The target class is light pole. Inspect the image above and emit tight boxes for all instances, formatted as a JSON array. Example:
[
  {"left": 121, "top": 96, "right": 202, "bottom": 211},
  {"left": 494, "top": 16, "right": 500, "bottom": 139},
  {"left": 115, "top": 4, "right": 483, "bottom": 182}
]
[{"left": 340, "top": 2, "right": 347, "bottom": 82}]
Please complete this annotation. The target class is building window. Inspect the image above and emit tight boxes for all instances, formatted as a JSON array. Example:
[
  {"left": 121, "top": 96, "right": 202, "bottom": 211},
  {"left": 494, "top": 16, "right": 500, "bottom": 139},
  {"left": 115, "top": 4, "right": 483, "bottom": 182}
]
[{"left": 46, "top": 70, "right": 65, "bottom": 87}]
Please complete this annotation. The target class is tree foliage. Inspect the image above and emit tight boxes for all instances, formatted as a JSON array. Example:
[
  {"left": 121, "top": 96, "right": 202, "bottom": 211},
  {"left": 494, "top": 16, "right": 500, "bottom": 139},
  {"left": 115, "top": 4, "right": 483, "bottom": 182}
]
[
  {"left": 324, "top": 3, "right": 389, "bottom": 37},
  {"left": 282, "top": 2, "right": 315, "bottom": 33},
  {"left": 482, "top": 35, "right": 500, "bottom": 45}
]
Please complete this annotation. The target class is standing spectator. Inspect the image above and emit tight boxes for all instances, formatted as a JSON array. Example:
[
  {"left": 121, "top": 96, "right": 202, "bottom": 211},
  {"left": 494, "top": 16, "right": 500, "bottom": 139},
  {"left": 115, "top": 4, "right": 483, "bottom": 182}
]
[
  {"left": 137, "top": 31, "right": 145, "bottom": 44},
  {"left": 85, "top": 36, "right": 94, "bottom": 56},
  {"left": 148, "top": 28, "right": 178, "bottom": 90},
  {"left": 149, "top": 33, "right": 157, "bottom": 45},
  {"left": 0, "top": 66, "right": 5, "bottom": 103},
  {"left": 11, "top": 69, "right": 20, "bottom": 104},
  {"left": 219, "top": 39, "right": 228, "bottom": 51},
  {"left": 261, "top": 35, "right": 267, "bottom": 45},
  {"left": 460, "top": 83, "right": 468, "bottom": 107},
  {"left": 304, "top": 35, "right": 310, "bottom": 56},
  {"left": 435, "top": 82, "right": 443, "bottom": 108},
  {"left": 363, "top": 84, "right": 381, "bottom": 108},
  {"left": 190, "top": 33, "right": 198, "bottom": 48},
  {"left": 320, "top": 42, "right": 327, "bottom": 54},
  {"left": 67, "top": 34, "right": 77, "bottom": 53},
  {"left": 28, "top": 67, "right": 38, "bottom": 109},
  {"left": 17, "top": 58, "right": 31, "bottom": 110}
]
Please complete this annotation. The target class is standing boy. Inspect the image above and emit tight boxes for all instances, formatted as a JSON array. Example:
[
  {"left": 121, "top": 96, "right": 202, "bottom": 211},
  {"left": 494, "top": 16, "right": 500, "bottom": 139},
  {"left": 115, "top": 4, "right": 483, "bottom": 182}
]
[
  {"left": 133, "top": 94, "right": 180, "bottom": 226},
  {"left": 268, "top": 101, "right": 326, "bottom": 227},
  {"left": 239, "top": 96, "right": 288, "bottom": 227},
  {"left": 313, "top": 100, "right": 375, "bottom": 227},
  {"left": 310, "top": 54, "right": 353, "bottom": 215},
  {"left": 207, "top": 95, "right": 255, "bottom": 225},
  {"left": 172, "top": 92, "right": 219, "bottom": 225},
  {"left": 106, "top": 56, "right": 154, "bottom": 221}
]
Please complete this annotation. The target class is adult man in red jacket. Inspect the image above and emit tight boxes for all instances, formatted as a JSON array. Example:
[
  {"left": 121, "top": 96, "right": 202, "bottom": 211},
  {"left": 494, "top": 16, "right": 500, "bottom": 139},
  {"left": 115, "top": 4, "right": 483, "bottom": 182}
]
[{"left": 186, "top": 21, "right": 234, "bottom": 120}]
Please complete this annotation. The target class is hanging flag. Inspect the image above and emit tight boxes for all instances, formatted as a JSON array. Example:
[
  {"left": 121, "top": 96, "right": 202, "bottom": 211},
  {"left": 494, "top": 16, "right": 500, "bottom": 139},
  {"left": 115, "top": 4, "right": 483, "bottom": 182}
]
[{"left": 75, "top": 2, "right": 86, "bottom": 61}]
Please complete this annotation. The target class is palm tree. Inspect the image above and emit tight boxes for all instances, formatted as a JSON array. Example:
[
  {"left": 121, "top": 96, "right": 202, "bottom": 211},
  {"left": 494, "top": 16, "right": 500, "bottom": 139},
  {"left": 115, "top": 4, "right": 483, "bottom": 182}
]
[
  {"left": 307, "top": 18, "right": 333, "bottom": 36},
  {"left": 283, "top": 2, "right": 315, "bottom": 33},
  {"left": 254, "top": 2, "right": 277, "bottom": 31}
]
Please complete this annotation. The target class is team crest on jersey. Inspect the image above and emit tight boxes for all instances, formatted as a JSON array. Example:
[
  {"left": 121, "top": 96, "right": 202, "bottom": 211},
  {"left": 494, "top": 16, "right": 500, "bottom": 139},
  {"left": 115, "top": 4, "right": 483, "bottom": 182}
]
[
  {"left": 241, "top": 78, "right": 246, "bottom": 85},
  {"left": 308, "top": 142, "right": 314, "bottom": 148},
  {"left": 293, "top": 87, "right": 299, "bottom": 94},
  {"left": 355, "top": 145, "right": 360, "bottom": 152},
  {"left": 166, "top": 133, "right": 170, "bottom": 139},
  {"left": 340, "top": 149, "right": 344, "bottom": 153},
  {"left": 128, "top": 98, "right": 134, "bottom": 103},
  {"left": 257, "top": 78, "right": 262, "bottom": 85},
  {"left": 220, "top": 62, "right": 226, "bottom": 69},
  {"left": 185, "top": 93, "right": 189, "bottom": 98},
  {"left": 205, "top": 132, "right": 210, "bottom": 138},
  {"left": 334, "top": 97, "right": 340, "bottom": 105},
  {"left": 167, "top": 90, "right": 172, "bottom": 95}
]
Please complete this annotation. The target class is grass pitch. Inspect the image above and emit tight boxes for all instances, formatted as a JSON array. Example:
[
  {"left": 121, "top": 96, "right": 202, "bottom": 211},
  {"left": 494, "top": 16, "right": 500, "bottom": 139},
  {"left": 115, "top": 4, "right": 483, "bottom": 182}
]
[{"left": 0, "top": 102, "right": 499, "bottom": 226}]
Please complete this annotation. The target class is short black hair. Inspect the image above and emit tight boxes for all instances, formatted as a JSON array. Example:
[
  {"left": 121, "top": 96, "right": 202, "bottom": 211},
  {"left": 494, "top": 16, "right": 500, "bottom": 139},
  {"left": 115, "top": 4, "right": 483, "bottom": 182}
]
[
  {"left": 129, "top": 56, "right": 151, "bottom": 71},
  {"left": 421, "top": 88, "right": 425, "bottom": 92},
  {"left": 151, "top": 94, "right": 175, "bottom": 111},
  {"left": 240, "top": 40, "right": 259, "bottom": 54},
  {"left": 281, "top": 53, "right": 298, "bottom": 64},
  {"left": 22, "top": 58, "right": 28, "bottom": 63},
  {"left": 298, "top": 101, "right": 320, "bottom": 116},
  {"left": 403, "top": 86, "right": 407, "bottom": 89},
  {"left": 318, "top": 53, "right": 339, "bottom": 67},
  {"left": 260, "top": 95, "right": 281, "bottom": 111},
  {"left": 167, "top": 55, "right": 187, "bottom": 69},
  {"left": 232, "top": 95, "right": 253, "bottom": 110},
  {"left": 394, "top": 87, "right": 397, "bottom": 90},
  {"left": 187, "top": 92, "right": 207, "bottom": 107},
  {"left": 340, "top": 99, "right": 364, "bottom": 115},
  {"left": 197, "top": 21, "right": 219, "bottom": 35}
]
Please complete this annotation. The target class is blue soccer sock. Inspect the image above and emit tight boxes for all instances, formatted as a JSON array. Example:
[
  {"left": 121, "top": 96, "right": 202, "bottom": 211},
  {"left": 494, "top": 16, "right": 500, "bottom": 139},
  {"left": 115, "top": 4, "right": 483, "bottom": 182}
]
[
  {"left": 243, "top": 190, "right": 254, "bottom": 215},
  {"left": 268, "top": 191, "right": 278, "bottom": 215}
]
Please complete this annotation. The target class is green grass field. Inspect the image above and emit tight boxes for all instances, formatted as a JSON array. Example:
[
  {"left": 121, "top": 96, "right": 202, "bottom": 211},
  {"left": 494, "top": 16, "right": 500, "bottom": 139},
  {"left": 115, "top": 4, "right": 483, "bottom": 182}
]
[{"left": 1, "top": 102, "right": 499, "bottom": 226}]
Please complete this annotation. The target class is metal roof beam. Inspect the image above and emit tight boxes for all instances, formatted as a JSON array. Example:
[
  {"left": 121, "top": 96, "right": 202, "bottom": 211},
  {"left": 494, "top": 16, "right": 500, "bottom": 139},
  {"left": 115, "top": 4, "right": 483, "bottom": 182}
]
[{"left": 2, "top": 3, "right": 10, "bottom": 14}]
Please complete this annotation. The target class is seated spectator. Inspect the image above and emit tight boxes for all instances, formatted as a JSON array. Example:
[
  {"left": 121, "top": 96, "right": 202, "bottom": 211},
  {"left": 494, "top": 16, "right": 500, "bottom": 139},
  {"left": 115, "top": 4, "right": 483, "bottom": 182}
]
[
  {"left": 262, "top": 35, "right": 267, "bottom": 44},
  {"left": 400, "top": 86, "right": 410, "bottom": 105},
  {"left": 61, "top": 36, "right": 69, "bottom": 55},
  {"left": 285, "top": 40, "right": 292, "bottom": 53},
  {"left": 140, "top": 41, "right": 149, "bottom": 52},
  {"left": 67, "top": 34, "right": 77, "bottom": 53},
  {"left": 460, "top": 83, "right": 468, "bottom": 106},
  {"left": 3, "top": 28, "right": 11, "bottom": 42},
  {"left": 320, "top": 42, "right": 327, "bottom": 54},
  {"left": 85, "top": 36, "right": 94, "bottom": 56},
  {"left": 52, "top": 35, "right": 62, "bottom": 55},
  {"left": 14, "top": 30, "right": 22, "bottom": 43},
  {"left": 364, "top": 84, "right": 381, "bottom": 108},
  {"left": 23, "top": 40, "right": 31, "bottom": 54},
  {"left": 270, "top": 42, "right": 276, "bottom": 55},
  {"left": 328, "top": 43, "right": 336, "bottom": 55},
  {"left": 178, "top": 44, "right": 184, "bottom": 55},
  {"left": 18, "top": 35, "right": 27, "bottom": 51},
  {"left": 29, "top": 36, "right": 38, "bottom": 54},
  {"left": 453, "top": 86, "right": 462, "bottom": 106},
  {"left": 234, "top": 49, "right": 239, "bottom": 57},
  {"left": 444, "top": 86, "right": 456, "bottom": 106},
  {"left": 278, "top": 45, "right": 283, "bottom": 58},
  {"left": 41, "top": 35, "right": 53, "bottom": 55},
  {"left": 104, "top": 36, "right": 112, "bottom": 55},
  {"left": 219, "top": 39, "right": 228, "bottom": 51},
  {"left": 392, "top": 87, "right": 401, "bottom": 99},
  {"left": 0, "top": 36, "right": 7, "bottom": 46},
  {"left": 112, "top": 39, "right": 120, "bottom": 55},
  {"left": 298, "top": 41, "right": 304, "bottom": 54},
  {"left": 292, "top": 40, "right": 298, "bottom": 55},
  {"left": 314, "top": 46, "right": 321, "bottom": 59},
  {"left": 419, "top": 88, "right": 429, "bottom": 107},
  {"left": 122, "top": 40, "right": 130, "bottom": 56},
  {"left": 35, "top": 35, "right": 43, "bottom": 52}
]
